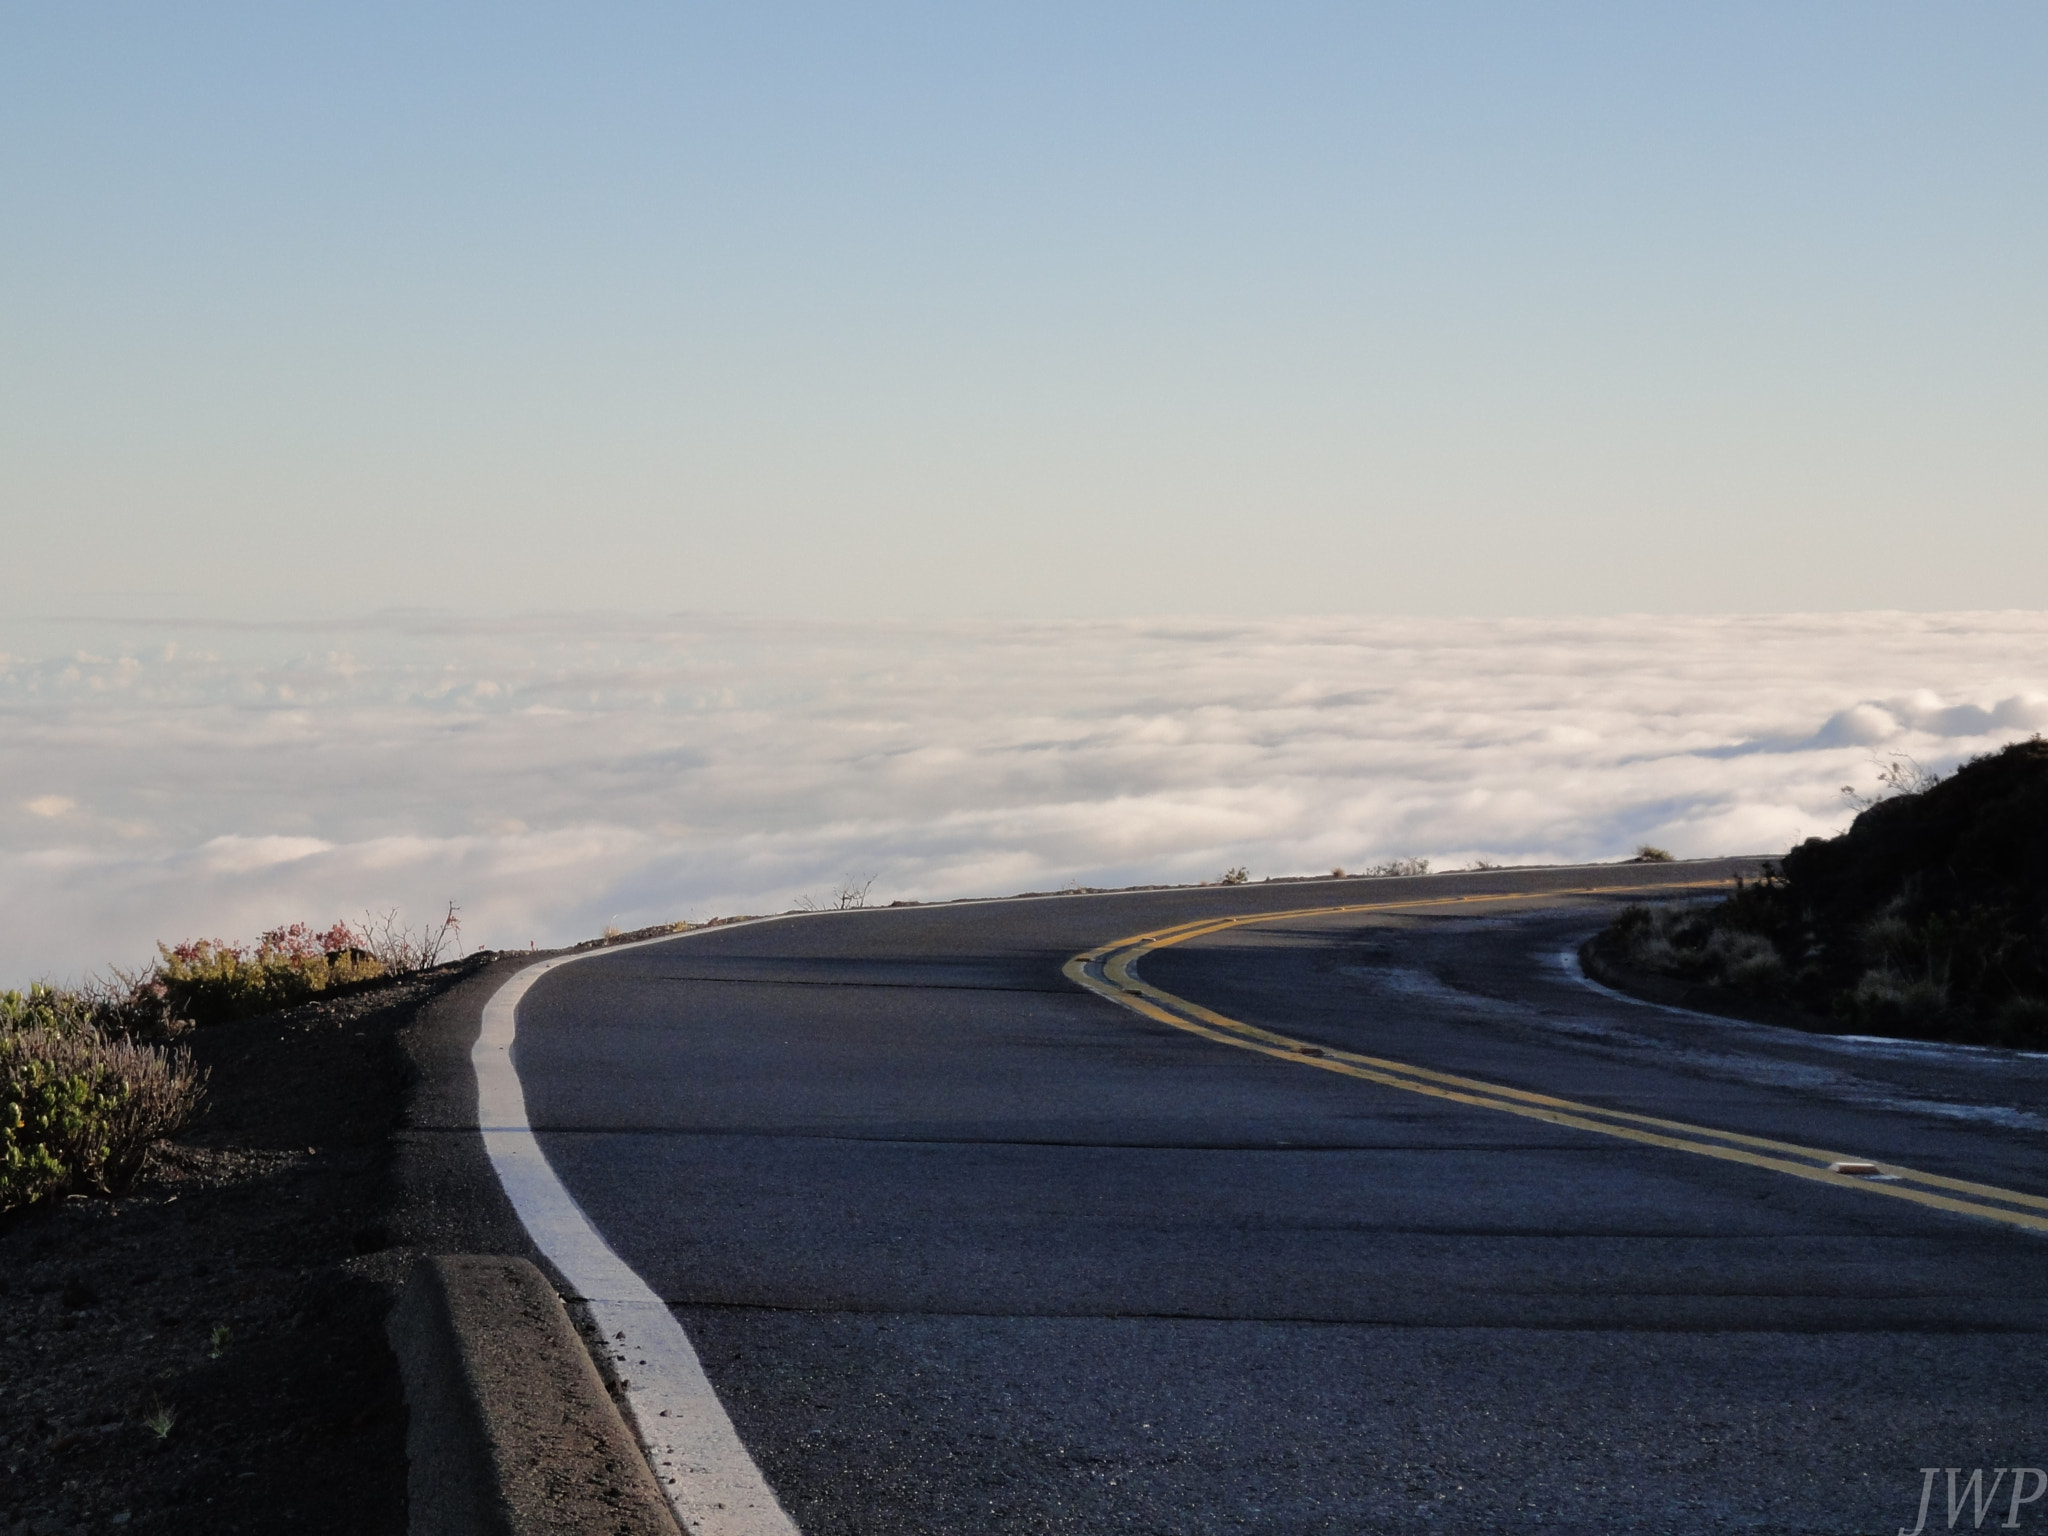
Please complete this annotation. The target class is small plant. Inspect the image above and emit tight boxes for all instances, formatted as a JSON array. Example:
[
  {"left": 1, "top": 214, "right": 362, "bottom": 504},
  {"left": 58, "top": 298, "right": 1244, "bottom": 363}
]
[
  {"left": 1218, "top": 866, "right": 1251, "bottom": 886},
  {"left": 208, "top": 1324, "right": 231, "bottom": 1358},
  {"left": 796, "top": 876, "right": 877, "bottom": 912},
  {"left": 144, "top": 1400, "right": 176, "bottom": 1440},
  {"left": 1329, "top": 868, "right": 1345, "bottom": 878},
  {"left": 1361, "top": 858, "right": 1430, "bottom": 878},
  {"left": 1841, "top": 752, "right": 1942, "bottom": 812},
  {"left": 1633, "top": 845, "right": 1675, "bottom": 863}
]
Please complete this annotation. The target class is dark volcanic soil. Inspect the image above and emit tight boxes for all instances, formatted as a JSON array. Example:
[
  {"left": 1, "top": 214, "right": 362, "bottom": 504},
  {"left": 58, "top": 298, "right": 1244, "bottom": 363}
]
[{"left": 0, "top": 959, "right": 486, "bottom": 1535}]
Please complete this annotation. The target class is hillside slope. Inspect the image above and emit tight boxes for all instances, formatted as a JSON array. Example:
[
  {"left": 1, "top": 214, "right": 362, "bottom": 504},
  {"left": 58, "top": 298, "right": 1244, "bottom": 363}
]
[{"left": 1586, "top": 738, "right": 2048, "bottom": 1047}]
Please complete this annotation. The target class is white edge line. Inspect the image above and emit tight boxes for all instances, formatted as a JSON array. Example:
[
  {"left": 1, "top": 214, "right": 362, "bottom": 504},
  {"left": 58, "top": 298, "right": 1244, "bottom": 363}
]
[{"left": 474, "top": 920, "right": 804, "bottom": 1536}]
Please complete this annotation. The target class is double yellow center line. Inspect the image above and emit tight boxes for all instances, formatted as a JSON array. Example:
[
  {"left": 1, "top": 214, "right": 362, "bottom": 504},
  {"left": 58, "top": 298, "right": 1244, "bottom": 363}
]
[{"left": 1064, "top": 885, "right": 2048, "bottom": 1235}]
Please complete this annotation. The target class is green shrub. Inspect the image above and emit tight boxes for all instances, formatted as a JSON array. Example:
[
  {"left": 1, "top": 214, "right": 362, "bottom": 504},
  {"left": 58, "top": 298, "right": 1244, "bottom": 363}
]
[
  {"left": 0, "top": 983, "right": 102, "bottom": 1037},
  {"left": 1, "top": 1021, "right": 205, "bottom": 1212},
  {"left": 155, "top": 922, "right": 383, "bottom": 1027}
]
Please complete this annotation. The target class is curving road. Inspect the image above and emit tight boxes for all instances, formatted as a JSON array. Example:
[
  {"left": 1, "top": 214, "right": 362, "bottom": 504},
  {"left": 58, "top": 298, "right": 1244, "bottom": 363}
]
[{"left": 430, "top": 861, "right": 2048, "bottom": 1535}]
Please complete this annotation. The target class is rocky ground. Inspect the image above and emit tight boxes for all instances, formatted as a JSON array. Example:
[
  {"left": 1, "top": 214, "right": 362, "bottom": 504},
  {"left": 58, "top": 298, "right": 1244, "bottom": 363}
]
[{"left": 0, "top": 959, "right": 487, "bottom": 1536}]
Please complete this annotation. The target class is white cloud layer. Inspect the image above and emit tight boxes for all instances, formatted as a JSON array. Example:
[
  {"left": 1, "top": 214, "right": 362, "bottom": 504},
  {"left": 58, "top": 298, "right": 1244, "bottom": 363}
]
[{"left": 3, "top": 610, "right": 2045, "bottom": 986}]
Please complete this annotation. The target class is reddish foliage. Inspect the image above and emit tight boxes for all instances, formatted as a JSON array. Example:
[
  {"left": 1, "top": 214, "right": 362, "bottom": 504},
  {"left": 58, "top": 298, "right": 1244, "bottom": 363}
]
[
  {"left": 316, "top": 921, "right": 364, "bottom": 955},
  {"left": 166, "top": 938, "right": 244, "bottom": 964},
  {"left": 258, "top": 923, "right": 326, "bottom": 960},
  {"left": 168, "top": 922, "right": 365, "bottom": 967}
]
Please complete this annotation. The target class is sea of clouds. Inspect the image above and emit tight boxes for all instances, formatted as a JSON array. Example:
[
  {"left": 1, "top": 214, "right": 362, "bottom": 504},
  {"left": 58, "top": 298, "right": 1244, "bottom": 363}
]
[{"left": 3, "top": 609, "right": 2045, "bottom": 986}]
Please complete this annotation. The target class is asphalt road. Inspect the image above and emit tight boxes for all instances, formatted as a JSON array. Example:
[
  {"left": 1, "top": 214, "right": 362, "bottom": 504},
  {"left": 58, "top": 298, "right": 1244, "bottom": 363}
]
[{"left": 496, "top": 862, "right": 2048, "bottom": 1535}]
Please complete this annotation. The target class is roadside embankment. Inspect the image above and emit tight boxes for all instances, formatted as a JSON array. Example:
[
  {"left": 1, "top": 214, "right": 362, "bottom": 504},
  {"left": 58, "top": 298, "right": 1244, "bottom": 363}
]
[{"left": 0, "top": 959, "right": 485, "bottom": 1534}]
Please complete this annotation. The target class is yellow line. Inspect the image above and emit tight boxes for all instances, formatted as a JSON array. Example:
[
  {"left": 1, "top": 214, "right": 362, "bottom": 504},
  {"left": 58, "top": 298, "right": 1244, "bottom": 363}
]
[{"left": 1065, "top": 885, "right": 2048, "bottom": 1235}]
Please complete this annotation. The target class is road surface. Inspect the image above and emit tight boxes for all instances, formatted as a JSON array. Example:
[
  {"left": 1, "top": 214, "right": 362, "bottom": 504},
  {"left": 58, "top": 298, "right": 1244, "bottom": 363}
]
[{"left": 435, "top": 861, "right": 2048, "bottom": 1535}]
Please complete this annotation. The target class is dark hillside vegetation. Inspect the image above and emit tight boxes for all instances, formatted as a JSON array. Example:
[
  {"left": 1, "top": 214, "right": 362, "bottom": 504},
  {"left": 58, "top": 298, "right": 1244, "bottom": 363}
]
[{"left": 1586, "top": 738, "right": 2048, "bottom": 1047}]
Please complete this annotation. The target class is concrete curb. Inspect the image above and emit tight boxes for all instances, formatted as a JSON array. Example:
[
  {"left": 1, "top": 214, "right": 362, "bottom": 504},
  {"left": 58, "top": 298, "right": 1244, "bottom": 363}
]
[{"left": 386, "top": 1254, "right": 682, "bottom": 1536}]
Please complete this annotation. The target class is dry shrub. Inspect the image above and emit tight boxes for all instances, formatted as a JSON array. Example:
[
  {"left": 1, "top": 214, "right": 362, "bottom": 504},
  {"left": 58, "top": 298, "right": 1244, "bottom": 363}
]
[
  {"left": 355, "top": 903, "right": 464, "bottom": 973},
  {"left": 1603, "top": 899, "right": 1789, "bottom": 1001},
  {"left": 1842, "top": 969, "right": 1949, "bottom": 1034}
]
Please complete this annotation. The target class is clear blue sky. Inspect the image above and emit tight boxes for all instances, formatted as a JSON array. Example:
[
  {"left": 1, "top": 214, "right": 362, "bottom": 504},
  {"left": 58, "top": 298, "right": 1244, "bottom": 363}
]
[{"left": 4, "top": 3, "right": 2042, "bottom": 620}]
